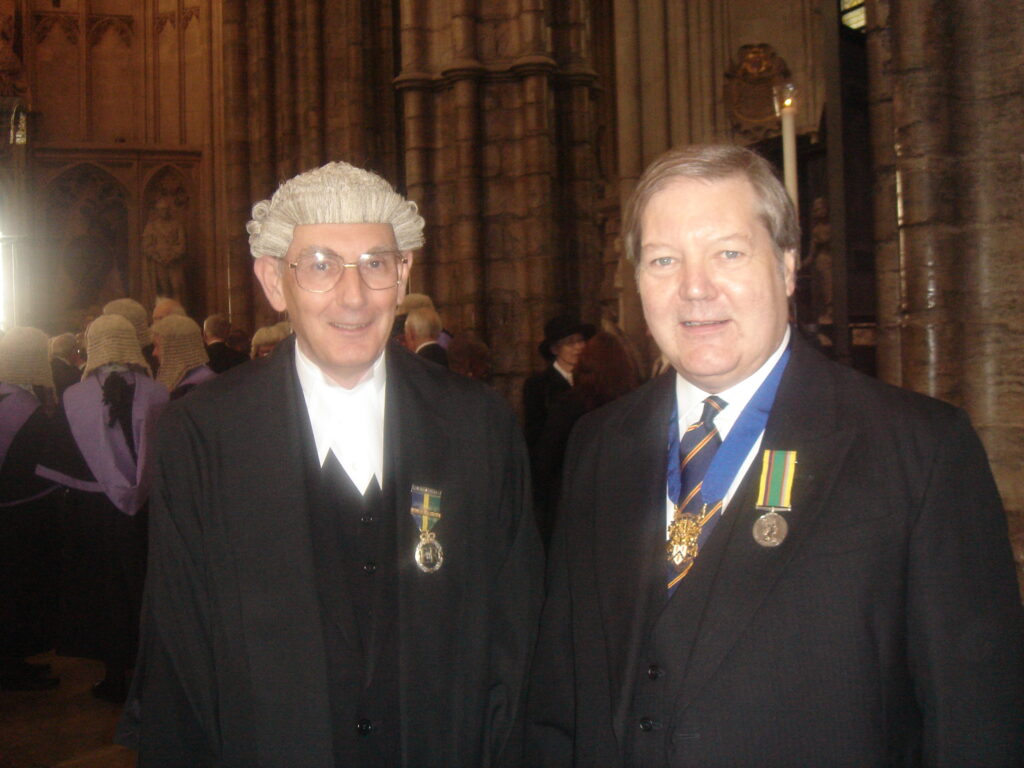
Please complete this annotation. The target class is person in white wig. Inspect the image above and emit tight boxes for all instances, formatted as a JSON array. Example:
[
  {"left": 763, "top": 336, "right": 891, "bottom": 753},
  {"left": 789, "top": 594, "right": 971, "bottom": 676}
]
[{"left": 124, "top": 161, "right": 542, "bottom": 767}]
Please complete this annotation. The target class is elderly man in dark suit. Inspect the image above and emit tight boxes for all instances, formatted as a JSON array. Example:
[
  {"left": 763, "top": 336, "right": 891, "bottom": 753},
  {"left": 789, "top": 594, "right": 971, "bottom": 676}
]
[
  {"left": 124, "top": 162, "right": 543, "bottom": 767},
  {"left": 403, "top": 306, "right": 449, "bottom": 368},
  {"left": 527, "top": 145, "right": 1024, "bottom": 767}
]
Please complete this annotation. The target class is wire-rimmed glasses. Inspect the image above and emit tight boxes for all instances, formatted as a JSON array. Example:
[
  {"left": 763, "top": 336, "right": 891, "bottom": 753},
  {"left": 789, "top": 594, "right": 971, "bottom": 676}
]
[{"left": 287, "top": 249, "right": 408, "bottom": 293}]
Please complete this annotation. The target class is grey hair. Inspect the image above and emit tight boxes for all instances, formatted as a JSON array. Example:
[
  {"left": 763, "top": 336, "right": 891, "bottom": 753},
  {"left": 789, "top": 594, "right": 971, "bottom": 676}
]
[
  {"left": 246, "top": 161, "right": 426, "bottom": 259},
  {"left": 405, "top": 307, "right": 442, "bottom": 342},
  {"left": 622, "top": 144, "right": 799, "bottom": 266}
]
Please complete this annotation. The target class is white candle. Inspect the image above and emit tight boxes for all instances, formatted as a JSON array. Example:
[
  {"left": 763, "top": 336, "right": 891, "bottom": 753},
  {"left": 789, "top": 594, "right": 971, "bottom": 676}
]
[{"left": 780, "top": 102, "right": 798, "bottom": 209}]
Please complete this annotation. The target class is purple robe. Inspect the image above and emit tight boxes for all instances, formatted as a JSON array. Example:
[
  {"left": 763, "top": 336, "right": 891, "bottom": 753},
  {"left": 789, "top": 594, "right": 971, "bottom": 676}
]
[
  {"left": 172, "top": 363, "right": 217, "bottom": 398},
  {"left": 37, "top": 370, "right": 168, "bottom": 515},
  {"left": 0, "top": 382, "right": 39, "bottom": 469}
]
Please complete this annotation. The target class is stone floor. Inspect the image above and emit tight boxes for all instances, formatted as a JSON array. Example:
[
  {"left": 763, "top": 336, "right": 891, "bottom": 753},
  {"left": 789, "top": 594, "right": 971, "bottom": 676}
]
[{"left": 0, "top": 653, "right": 135, "bottom": 768}]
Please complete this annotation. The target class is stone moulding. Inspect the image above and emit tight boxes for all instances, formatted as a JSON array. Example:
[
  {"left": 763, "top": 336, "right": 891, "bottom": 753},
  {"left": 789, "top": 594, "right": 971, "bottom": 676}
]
[
  {"left": 32, "top": 12, "right": 79, "bottom": 46},
  {"left": 88, "top": 16, "right": 134, "bottom": 49},
  {"left": 395, "top": 55, "right": 596, "bottom": 92}
]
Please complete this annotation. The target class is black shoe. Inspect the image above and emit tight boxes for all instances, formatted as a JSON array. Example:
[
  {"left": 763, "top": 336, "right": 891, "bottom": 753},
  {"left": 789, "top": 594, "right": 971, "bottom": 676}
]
[
  {"left": 91, "top": 677, "right": 127, "bottom": 704},
  {"left": 0, "top": 672, "right": 60, "bottom": 691}
]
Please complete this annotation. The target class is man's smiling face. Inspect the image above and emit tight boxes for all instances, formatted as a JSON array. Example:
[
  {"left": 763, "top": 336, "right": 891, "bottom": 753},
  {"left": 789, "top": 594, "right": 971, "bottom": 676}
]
[
  {"left": 254, "top": 222, "right": 412, "bottom": 388},
  {"left": 636, "top": 175, "right": 795, "bottom": 392}
]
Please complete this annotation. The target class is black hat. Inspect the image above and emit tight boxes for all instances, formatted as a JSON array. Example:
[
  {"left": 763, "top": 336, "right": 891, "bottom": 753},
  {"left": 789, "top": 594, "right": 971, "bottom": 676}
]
[{"left": 538, "top": 315, "right": 596, "bottom": 361}]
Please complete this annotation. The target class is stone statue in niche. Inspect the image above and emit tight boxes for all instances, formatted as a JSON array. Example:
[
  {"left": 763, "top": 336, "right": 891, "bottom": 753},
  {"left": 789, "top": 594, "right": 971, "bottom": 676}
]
[
  {"left": 804, "top": 196, "right": 833, "bottom": 325},
  {"left": 143, "top": 196, "right": 186, "bottom": 300}
]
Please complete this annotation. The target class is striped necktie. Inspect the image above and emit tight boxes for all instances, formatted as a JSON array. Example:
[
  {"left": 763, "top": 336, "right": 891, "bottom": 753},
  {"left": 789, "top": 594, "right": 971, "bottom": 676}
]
[{"left": 667, "top": 395, "right": 726, "bottom": 590}]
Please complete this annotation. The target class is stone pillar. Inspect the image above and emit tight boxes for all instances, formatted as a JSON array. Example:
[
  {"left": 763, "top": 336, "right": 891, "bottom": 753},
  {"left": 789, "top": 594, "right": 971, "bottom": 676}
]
[
  {"left": 395, "top": 0, "right": 604, "bottom": 405},
  {"left": 870, "top": 0, "right": 1024, "bottom": 591},
  {"left": 866, "top": 0, "right": 901, "bottom": 385},
  {"left": 214, "top": 0, "right": 253, "bottom": 328}
]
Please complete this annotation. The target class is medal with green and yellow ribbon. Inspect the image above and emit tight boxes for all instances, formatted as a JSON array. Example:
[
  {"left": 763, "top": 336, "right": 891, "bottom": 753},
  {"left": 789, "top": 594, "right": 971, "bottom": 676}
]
[
  {"left": 410, "top": 484, "right": 444, "bottom": 572},
  {"left": 753, "top": 449, "right": 796, "bottom": 547}
]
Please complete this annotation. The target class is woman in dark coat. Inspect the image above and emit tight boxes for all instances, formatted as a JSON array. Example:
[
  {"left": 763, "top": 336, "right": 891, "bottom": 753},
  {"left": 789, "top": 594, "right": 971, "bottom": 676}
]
[{"left": 531, "top": 330, "right": 640, "bottom": 548}]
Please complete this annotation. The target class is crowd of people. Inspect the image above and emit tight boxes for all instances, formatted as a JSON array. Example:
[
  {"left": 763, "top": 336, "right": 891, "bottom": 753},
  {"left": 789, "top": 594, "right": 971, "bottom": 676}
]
[
  {"left": 0, "top": 299, "right": 286, "bottom": 699},
  {"left": 0, "top": 146, "right": 1020, "bottom": 767}
]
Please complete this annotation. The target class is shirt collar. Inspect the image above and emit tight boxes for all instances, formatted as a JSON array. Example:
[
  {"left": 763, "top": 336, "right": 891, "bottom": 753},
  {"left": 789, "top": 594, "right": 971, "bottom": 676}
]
[
  {"left": 674, "top": 325, "right": 791, "bottom": 440},
  {"left": 294, "top": 342, "right": 387, "bottom": 492},
  {"left": 553, "top": 359, "right": 573, "bottom": 384}
]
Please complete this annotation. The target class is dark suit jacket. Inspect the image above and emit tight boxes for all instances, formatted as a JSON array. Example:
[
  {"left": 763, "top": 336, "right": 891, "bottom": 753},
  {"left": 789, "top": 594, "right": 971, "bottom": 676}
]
[
  {"left": 416, "top": 340, "right": 449, "bottom": 368},
  {"left": 125, "top": 338, "right": 543, "bottom": 767},
  {"left": 527, "top": 332, "right": 1024, "bottom": 767},
  {"left": 522, "top": 365, "right": 571, "bottom": 449},
  {"left": 50, "top": 357, "right": 81, "bottom": 401},
  {"left": 205, "top": 340, "right": 250, "bottom": 373}
]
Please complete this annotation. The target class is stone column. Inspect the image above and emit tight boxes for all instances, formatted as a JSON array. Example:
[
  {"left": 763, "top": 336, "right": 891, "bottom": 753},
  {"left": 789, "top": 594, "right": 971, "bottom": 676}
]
[
  {"left": 866, "top": 0, "right": 901, "bottom": 384},
  {"left": 214, "top": 0, "right": 253, "bottom": 328},
  {"left": 394, "top": 0, "right": 604, "bottom": 405},
  {"left": 870, "top": 0, "right": 1024, "bottom": 591}
]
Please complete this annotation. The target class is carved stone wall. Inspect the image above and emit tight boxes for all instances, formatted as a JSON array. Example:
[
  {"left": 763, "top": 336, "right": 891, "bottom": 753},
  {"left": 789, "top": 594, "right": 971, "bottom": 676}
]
[
  {"left": 610, "top": 0, "right": 826, "bottom": 361},
  {"left": 223, "top": 0, "right": 402, "bottom": 332},
  {"left": 867, "top": 0, "right": 1024, "bottom": 592},
  {"left": 395, "top": 0, "right": 606, "bottom": 402},
  {"left": 0, "top": 1, "right": 218, "bottom": 329}
]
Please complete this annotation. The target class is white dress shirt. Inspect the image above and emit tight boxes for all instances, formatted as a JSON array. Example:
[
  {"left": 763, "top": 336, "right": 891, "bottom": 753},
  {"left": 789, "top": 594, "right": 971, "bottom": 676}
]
[
  {"left": 665, "top": 326, "right": 791, "bottom": 530},
  {"left": 294, "top": 343, "right": 387, "bottom": 495}
]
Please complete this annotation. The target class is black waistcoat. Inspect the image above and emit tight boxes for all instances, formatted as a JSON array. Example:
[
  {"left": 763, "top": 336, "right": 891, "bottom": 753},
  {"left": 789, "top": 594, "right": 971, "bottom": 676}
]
[
  {"left": 623, "top": 504, "right": 742, "bottom": 767},
  {"left": 307, "top": 452, "right": 400, "bottom": 767}
]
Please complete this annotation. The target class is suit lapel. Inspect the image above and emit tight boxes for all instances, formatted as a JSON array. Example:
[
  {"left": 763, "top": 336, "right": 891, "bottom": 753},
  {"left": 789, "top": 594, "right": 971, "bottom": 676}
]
[
  {"left": 672, "top": 335, "right": 857, "bottom": 713},
  {"left": 593, "top": 373, "right": 675, "bottom": 744}
]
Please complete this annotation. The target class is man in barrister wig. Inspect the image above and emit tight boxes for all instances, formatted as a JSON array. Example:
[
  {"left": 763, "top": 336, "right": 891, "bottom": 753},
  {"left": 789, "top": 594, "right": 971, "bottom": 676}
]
[
  {"left": 527, "top": 145, "right": 1024, "bottom": 766},
  {"left": 121, "top": 161, "right": 542, "bottom": 767},
  {"left": 0, "top": 327, "right": 61, "bottom": 691},
  {"left": 150, "top": 314, "right": 216, "bottom": 399},
  {"left": 36, "top": 314, "right": 169, "bottom": 702},
  {"left": 104, "top": 297, "right": 159, "bottom": 373}
]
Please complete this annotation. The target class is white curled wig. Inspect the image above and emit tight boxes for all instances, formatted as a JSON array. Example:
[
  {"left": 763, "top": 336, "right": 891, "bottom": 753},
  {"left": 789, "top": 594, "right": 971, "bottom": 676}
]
[{"left": 246, "top": 161, "right": 426, "bottom": 259}]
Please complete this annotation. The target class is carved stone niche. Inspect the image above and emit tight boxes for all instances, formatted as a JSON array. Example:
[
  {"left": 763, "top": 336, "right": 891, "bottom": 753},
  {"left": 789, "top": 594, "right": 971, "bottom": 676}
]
[{"left": 724, "top": 44, "right": 792, "bottom": 143}]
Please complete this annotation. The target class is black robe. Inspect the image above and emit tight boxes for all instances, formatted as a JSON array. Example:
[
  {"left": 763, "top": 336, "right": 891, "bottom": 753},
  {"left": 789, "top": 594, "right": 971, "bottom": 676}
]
[
  {"left": 123, "top": 339, "right": 543, "bottom": 767},
  {"left": 0, "top": 398, "right": 61, "bottom": 658}
]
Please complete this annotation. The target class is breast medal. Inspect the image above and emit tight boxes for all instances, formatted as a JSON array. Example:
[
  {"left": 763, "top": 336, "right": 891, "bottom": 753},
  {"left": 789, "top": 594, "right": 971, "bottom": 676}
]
[
  {"left": 753, "top": 449, "right": 797, "bottom": 548},
  {"left": 752, "top": 510, "right": 788, "bottom": 547},
  {"left": 410, "top": 484, "right": 444, "bottom": 573},
  {"left": 667, "top": 512, "right": 702, "bottom": 569}
]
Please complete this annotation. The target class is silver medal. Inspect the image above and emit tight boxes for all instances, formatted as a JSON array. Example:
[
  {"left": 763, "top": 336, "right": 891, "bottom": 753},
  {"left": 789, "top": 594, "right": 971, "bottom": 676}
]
[{"left": 752, "top": 510, "right": 788, "bottom": 547}]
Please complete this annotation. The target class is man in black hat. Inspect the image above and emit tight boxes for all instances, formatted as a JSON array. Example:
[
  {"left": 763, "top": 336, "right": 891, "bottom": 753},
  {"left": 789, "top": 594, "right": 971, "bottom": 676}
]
[{"left": 522, "top": 315, "right": 595, "bottom": 452}]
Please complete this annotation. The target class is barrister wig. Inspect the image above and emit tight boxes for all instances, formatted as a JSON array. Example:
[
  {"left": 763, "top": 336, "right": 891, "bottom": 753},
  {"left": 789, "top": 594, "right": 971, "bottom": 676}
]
[
  {"left": 246, "top": 161, "right": 426, "bottom": 259},
  {"left": 103, "top": 297, "right": 152, "bottom": 347},
  {"left": 0, "top": 326, "right": 54, "bottom": 392},
  {"left": 83, "top": 314, "right": 151, "bottom": 379},
  {"left": 151, "top": 315, "right": 209, "bottom": 392},
  {"left": 250, "top": 324, "right": 288, "bottom": 358}
]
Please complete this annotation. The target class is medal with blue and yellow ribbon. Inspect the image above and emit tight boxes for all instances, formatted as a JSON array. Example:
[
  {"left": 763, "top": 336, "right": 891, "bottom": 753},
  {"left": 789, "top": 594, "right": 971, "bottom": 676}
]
[
  {"left": 410, "top": 484, "right": 444, "bottom": 572},
  {"left": 753, "top": 449, "right": 796, "bottom": 547}
]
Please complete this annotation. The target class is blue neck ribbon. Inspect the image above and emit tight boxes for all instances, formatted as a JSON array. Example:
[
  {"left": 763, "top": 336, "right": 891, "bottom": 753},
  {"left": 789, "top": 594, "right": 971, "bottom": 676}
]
[{"left": 666, "top": 347, "right": 791, "bottom": 509}]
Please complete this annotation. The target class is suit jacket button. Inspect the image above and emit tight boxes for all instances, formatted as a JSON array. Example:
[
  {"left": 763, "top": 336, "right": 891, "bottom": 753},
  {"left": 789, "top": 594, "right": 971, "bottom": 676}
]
[
  {"left": 647, "top": 664, "right": 661, "bottom": 680},
  {"left": 639, "top": 717, "right": 655, "bottom": 732},
  {"left": 363, "top": 561, "right": 377, "bottom": 574},
  {"left": 355, "top": 718, "right": 373, "bottom": 736}
]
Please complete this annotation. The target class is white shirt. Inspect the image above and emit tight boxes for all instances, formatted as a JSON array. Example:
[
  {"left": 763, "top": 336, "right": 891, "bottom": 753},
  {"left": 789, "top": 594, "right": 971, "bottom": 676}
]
[
  {"left": 294, "top": 343, "right": 387, "bottom": 494},
  {"left": 665, "top": 326, "right": 791, "bottom": 530},
  {"left": 553, "top": 360, "right": 573, "bottom": 386}
]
